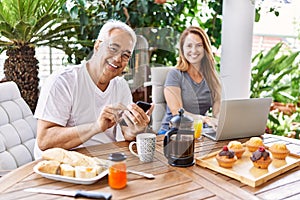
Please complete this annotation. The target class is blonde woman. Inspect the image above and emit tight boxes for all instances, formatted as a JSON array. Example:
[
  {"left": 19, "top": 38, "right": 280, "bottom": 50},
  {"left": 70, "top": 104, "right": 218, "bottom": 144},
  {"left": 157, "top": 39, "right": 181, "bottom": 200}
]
[{"left": 158, "top": 26, "right": 221, "bottom": 134}]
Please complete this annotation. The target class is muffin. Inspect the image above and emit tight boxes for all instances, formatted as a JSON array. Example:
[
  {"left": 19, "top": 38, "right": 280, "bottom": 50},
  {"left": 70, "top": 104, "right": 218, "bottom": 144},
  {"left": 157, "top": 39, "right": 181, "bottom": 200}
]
[
  {"left": 246, "top": 137, "right": 264, "bottom": 152},
  {"left": 269, "top": 143, "right": 290, "bottom": 160},
  {"left": 250, "top": 146, "right": 272, "bottom": 169},
  {"left": 227, "top": 141, "right": 245, "bottom": 159},
  {"left": 216, "top": 146, "right": 237, "bottom": 168}
]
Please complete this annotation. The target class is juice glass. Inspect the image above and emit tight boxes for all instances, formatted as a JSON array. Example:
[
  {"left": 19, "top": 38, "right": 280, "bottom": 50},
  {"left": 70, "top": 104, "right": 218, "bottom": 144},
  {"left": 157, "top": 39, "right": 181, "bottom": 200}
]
[{"left": 193, "top": 118, "right": 203, "bottom": 140}]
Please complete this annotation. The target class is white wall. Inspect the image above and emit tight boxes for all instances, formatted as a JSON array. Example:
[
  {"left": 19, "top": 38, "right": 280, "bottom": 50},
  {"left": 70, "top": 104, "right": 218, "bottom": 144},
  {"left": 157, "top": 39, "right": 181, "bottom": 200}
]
[
  {"left": 253, "top": 0, "right": 300, "bottom": 38},
  {"left": 220, "top": 0, "right": 255, "bottom": 100}
]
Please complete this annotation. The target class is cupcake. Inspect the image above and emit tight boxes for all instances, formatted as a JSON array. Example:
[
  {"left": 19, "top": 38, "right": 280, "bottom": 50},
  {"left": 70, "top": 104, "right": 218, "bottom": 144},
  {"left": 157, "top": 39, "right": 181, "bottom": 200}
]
[
  {"left": 250, "top": 146, "right": 272, "bottom": 169},
  {"left": 216, "top": 146, "right": 237, "bottom": 168},
  {"left": 246, "top": 137, "right": 264, "bottom": 152},
  {"left": 269, "top": 143, "right": 290, "bottom": 160},
  {"left": 227, "top": 141, "right": 245, "bottom": 159}
]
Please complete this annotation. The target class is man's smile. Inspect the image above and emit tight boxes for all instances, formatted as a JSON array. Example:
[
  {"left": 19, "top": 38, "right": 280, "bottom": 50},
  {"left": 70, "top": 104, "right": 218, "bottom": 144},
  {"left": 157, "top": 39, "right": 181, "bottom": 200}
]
[{"left": 108, "top": 61, "right": 121, "bottom": 69}]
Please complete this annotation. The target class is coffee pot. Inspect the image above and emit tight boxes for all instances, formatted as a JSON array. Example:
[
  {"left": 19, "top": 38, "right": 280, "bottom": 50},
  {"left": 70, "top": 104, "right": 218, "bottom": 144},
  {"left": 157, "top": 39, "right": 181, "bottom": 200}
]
[{"left": 163, "top": 108, "right": 195, "bottom": 167}]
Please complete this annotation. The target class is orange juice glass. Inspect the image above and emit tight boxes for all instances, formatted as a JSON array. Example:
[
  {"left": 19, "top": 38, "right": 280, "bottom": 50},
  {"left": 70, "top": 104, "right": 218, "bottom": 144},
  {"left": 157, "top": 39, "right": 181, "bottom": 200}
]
[{"left": 193, "top": 119, "right": 203, "bottom": 139}]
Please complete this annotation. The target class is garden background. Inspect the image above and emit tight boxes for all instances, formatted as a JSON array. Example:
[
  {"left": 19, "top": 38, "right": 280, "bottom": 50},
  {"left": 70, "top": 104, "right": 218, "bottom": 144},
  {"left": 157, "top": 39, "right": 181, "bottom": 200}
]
[{"left": 0, "top": 0, "right": 299, "bottom": 138}]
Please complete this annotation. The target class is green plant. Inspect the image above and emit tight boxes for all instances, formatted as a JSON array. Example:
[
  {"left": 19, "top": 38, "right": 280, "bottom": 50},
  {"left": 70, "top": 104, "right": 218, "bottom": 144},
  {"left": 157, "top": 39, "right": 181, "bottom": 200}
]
[
  {"left": 63, "top": 0, "right": 202, "bottom": 65},
  {"left": 62, "top": 0, "right": 284, "bottom": 66},
  {"left": 0, "top": 0, "right": 79, "bottom": 111},
  {"left": 250, "top": 42, "right": 300, "bottom": 104},
  {"left": 267, "top": 108, "right": 300, "bottom": 138},
  {"left": 251, "top": 42, "right": 300, "bottom": 137},
  {"left": 61, "top": 0, "right": 237, "bottom": 66}
]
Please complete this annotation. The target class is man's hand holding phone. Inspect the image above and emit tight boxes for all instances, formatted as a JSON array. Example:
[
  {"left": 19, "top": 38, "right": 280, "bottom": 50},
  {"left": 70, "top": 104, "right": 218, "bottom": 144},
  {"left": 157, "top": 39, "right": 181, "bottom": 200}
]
[
  {"left": 119, "top": 101, "right": 153, "bottom": 127},
  {"left": 136, "top": 101, "right": 152, "bottom": 113}
]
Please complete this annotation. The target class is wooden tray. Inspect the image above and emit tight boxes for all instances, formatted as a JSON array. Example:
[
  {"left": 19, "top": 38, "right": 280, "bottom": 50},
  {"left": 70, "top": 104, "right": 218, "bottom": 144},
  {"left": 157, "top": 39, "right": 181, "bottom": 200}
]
[{"left": 196, "top": 149, "right": 300, "bottom": 187}]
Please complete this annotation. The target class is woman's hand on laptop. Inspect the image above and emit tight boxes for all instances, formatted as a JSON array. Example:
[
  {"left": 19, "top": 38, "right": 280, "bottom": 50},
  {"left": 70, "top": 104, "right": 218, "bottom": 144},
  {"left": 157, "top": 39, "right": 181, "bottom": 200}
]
[
  {"left": 186, "top": 112, "right": 218, "bottom": 131},
  {"left": 203, "top": 116, "right": 218, "bottom": 131}
]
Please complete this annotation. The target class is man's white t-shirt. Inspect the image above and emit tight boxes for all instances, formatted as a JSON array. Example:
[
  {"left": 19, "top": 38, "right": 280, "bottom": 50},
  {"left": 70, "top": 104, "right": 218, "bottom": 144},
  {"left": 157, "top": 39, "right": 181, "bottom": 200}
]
[{"left": 34, "top": 62, "right": 132, "bottom": 158}]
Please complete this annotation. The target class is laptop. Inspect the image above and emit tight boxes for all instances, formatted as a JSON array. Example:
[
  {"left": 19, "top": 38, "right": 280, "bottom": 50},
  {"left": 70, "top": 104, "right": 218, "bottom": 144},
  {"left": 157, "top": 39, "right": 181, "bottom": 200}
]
[{"left": 202, "top": 97, "right": 272, "bottom": 141}]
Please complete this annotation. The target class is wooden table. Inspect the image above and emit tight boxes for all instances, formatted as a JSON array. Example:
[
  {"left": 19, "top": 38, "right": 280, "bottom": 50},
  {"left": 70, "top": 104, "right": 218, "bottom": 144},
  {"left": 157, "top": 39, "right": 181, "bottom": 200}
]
[{"left": 0, "top": 134, "right": 300, "bottom": 200}]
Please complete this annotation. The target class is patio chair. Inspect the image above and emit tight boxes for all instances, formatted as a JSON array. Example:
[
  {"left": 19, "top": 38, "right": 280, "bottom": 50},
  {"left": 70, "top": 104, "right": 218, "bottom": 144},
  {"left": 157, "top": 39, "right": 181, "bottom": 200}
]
[
  {"left": 0, "top": 81, "right": 37, "bottom": 176},
  {"left": 127, "top": 35, "right": 151, "bottom": 102},
  {"left": 145, "top": 66, "right": 173, "bottom": 133}
]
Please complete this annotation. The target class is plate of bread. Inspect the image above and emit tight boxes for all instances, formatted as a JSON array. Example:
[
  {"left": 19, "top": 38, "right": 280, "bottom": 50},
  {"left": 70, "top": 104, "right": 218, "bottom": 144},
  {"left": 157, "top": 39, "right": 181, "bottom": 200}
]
[{"left": 34, "top": 148, "right": 108, "bottom": 185}]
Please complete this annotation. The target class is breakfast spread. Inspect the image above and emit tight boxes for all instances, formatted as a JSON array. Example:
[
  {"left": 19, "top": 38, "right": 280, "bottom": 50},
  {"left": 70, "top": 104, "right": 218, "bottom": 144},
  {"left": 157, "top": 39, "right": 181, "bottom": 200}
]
[
  {"left": 227, "top": 141, "right": 245, "bottom": 159},
  {"left": 269, "top": 143, "right": 290, "bottom": 160},
  {"left": 216, "top": 145, "right": 237, "bottom": 168},
  {"left": 250, "top": 146, "right": 272, "bottom": 169},
  {"left": 36, "top": 148, "right": 106, "bottom": 179}
]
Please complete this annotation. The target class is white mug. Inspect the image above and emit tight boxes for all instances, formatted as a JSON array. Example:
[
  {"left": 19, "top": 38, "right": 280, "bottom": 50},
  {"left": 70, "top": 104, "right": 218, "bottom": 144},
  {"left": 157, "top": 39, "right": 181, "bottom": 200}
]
[{"left": 129, "top": 133, "right": 156, "bottom": 162}]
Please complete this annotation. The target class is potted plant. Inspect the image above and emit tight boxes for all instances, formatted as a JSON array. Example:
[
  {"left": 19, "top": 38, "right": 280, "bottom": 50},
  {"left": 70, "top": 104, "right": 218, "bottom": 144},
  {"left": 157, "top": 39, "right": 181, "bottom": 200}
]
[{"left": 0, "top": 0, "right": 79, "bottom": 112}]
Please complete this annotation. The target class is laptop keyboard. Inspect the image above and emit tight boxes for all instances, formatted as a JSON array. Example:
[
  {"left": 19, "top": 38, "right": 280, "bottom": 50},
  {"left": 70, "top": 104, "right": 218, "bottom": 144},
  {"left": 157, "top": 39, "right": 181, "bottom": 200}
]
[{"left": 203, "top": 127, "right": 217, "bottom": 139}]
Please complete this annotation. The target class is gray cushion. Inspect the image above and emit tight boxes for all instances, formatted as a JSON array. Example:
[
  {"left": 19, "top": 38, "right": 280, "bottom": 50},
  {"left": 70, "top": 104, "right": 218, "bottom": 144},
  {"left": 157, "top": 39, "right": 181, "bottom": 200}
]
[
  {"left": 149, "top": 67, "right": 173, "bottom": 132},
  {"left": 0, "top": 81, "right": 37, "bottom": 171}
]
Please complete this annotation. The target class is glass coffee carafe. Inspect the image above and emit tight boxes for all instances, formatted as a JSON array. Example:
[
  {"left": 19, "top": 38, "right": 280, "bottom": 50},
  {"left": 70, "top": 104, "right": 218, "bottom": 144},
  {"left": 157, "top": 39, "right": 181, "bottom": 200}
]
[{"left": 163, "top": 108, "right": 195, "bottom": 167}]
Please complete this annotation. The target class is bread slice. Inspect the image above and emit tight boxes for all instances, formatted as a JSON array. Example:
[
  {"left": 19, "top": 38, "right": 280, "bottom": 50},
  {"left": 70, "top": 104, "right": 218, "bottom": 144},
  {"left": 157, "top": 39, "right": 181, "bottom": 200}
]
[
  {"left": 42, "top": 148, "right": 66, "bottom": 163},
  {"left": 75, "top": 166, "right": 97, "bottom": 179},
  {"left": 36, "top": 160, "right": 60, "bottom": 174},
  {"left": 60, "top": 164, "right": 75, "bottom": 177},
  {"left": 67, "top": 151, "right": 97, "bottom": 167},
  {"left": 42, "top": 148, "right": 97, "bottom": 167}
]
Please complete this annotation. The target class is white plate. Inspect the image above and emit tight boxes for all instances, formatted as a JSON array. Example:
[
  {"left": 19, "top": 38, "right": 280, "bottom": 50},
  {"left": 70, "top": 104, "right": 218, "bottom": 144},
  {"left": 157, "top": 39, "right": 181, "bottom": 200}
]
[{"left": 33, "top": 164, "right": 108, "bottom": 185}]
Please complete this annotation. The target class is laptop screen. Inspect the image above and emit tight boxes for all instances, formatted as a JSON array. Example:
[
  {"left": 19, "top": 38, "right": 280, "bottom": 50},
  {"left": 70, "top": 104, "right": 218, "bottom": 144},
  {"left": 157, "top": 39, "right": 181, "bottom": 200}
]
[{"left": 202, "top": 97, "right": 272, "bottom": 141}]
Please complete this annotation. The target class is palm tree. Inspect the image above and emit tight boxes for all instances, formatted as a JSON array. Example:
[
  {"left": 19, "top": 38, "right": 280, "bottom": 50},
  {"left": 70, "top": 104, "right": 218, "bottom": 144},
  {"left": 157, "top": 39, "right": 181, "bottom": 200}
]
[{"left": 0, "top": 0, "right": 79, "bottom": 112}]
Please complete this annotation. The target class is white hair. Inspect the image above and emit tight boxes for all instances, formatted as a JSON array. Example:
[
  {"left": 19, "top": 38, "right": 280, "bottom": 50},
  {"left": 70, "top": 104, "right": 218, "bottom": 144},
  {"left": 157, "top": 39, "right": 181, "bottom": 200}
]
[{"left": 97, "top": 20, "right": 137, "bottom": 47}]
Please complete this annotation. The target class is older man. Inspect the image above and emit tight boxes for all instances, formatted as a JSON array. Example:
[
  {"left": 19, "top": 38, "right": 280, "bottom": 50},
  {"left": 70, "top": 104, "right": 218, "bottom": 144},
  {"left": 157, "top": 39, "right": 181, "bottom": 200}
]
[{"left": 34, "top": 20, "right": 153, "bottom": 158}]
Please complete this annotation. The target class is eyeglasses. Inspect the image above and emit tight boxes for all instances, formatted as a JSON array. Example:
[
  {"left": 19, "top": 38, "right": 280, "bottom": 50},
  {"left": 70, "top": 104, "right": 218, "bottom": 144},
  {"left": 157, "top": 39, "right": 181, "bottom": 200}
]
[{"left": 107, "top": 43, "right": 132, "bottom": 62}]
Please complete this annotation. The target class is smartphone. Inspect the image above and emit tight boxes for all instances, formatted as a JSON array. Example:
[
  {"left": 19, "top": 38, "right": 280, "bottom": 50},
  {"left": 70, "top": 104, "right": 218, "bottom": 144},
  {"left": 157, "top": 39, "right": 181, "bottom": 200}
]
[
  {"left": 136, "top": 101, "right": 151, "bottom": 112},
  {"left": 119, "top": 101, "right": 151, "bottom": 126}
]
